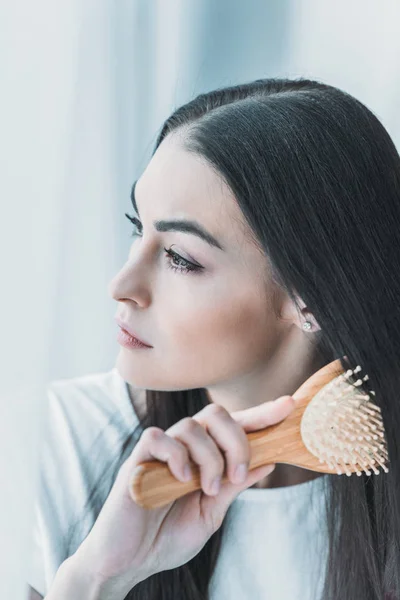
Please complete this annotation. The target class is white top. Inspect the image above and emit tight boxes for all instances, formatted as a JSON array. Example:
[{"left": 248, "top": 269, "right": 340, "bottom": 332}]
[{"left": 27, "top": 368, "right": 329, "bottom": 599}]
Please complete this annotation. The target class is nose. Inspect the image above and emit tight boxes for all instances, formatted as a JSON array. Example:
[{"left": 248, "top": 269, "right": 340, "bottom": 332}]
[{"left": 107, "top": 260, "right": 151, "bottom": 307}]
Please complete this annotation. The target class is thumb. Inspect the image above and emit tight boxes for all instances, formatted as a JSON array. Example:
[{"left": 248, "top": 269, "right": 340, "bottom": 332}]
[{"left": 231, "top": 395, "right": 296, "bottom": 432}]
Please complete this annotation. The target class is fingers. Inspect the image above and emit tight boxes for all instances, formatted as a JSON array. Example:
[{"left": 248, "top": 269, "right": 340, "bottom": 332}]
[
  {"left": 128, "top": 397, "right": 293, "bottom": 501},
  {"left": 166, "top": 414, "right": 227, "bottom": 495},
  {"left": 222, "top": 462, "right": 277, "bottom": 502},
  {"left": 174, "top": 403, "right": 251, "bottom": 493},
  {"left": 129, "top": 427, "right": 192, "bottom": 485},
  {"left": 230, "top": 395, "right": 295, "bottom": 431},
  {"left": 204, "top": 462, "right": 278, "bottom": 527}
]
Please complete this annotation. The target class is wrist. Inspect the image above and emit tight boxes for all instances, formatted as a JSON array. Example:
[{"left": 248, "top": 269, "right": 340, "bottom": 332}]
[
  {"left": 66, "top": 548, "right": 141, "bottom": 600},
  {"left": 45, "top": 554, "right": 106, "bottom": 600}
]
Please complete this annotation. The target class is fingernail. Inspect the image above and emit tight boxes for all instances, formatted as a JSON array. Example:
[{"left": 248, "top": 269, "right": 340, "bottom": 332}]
[
  {"left": 234, "top": 463, "right": 248, "bottom": 484},
  {"left": 275, "top": 396, "right": 293, "bottom": 407},
  {"left": 183, "top": 464, "right": 192, "bottom": 481},
  {"left": 274, "top": 396, "right": 290, "bottom": 404},
  {"left": 210, "top": 476, "right": 221, "bottom": 495}
]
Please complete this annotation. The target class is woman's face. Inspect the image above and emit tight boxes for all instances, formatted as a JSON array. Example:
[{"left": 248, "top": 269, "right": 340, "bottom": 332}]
[{"left": 108, "top": 131, "right": 291, "bottom": 394}]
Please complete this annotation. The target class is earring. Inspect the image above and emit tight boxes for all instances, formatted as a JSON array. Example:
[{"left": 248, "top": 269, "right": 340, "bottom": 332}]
[{"left": 303, "top": 321, "right": 312, "bottom": 331}]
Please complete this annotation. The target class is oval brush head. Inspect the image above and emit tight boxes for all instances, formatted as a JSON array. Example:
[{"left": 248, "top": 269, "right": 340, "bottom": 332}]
[
  {"left": 129, "top": 358, "right": 389, "bottom": 509},
  {"left": 300, "top": 364, "right": 388, "bottom": 477}
]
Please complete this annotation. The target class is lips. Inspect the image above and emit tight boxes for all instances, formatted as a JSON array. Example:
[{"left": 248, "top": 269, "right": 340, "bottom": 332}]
[{"left": 115, "top": 316, "right": 152, "bottom": 347}]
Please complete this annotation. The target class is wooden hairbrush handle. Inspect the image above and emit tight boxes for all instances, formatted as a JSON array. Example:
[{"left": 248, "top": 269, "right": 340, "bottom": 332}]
[{"left": 129, "top": 359, "right": 345, "bottom": 508}]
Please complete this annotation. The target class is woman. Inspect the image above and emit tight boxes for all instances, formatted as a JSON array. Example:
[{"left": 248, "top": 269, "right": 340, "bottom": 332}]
[{"left": 28, "top": 78, "right": 400, "bottom": 599}]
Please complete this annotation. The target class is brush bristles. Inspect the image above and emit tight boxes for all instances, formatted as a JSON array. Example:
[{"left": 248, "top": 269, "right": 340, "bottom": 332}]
[{"left": 300, "top": 365, "right": 389, "bottom": 477}]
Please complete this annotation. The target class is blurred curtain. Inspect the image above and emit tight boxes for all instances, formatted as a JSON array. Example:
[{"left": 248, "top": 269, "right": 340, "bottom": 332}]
[{"left": 1, "top": 0, "right": 400, "bottom": 597}]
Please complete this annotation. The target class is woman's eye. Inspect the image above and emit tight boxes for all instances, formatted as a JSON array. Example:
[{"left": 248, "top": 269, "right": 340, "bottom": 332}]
[
  {"left": 124, "top": 213, "right": 203, "bottom": 275},
  {"left": 125, "top": 213, "right": 143, "bottom": 236},
  {"left": 163, "top": 247, "right": 203, "bottom": 274}
]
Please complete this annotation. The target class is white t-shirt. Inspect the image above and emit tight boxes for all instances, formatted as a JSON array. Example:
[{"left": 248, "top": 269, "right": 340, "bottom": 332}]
[{"left": 27, "top": 368, "right": 329, "bottom": 599}]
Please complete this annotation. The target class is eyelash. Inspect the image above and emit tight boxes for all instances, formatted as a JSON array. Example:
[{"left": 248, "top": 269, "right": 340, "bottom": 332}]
[{"left": 124, "top": 213, "right": 203, "bottom": 275}]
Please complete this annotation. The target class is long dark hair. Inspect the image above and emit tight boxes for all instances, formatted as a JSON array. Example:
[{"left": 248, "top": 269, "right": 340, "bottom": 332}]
[{"left": 66, "top": 78, "right": 400, "bottom": 599}]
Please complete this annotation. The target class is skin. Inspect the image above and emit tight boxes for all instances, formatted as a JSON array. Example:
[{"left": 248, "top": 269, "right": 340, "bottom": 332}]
[{"left": 108, "top": 129, "right": 325, "bottom": 489}]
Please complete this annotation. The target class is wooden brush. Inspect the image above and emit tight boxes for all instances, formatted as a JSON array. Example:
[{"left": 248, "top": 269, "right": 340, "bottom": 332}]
[{"left": 129, "top": 358, "right": 389, "bottom": 509}]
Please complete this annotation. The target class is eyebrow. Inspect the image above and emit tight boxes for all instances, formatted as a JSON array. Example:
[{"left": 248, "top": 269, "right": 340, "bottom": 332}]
[{"left": 130, "top": 180, "right": 225, "bottom": 251}]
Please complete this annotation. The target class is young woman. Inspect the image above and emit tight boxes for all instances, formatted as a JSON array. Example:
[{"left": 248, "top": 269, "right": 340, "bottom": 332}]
[{"left": 28, "top": 78, "right": 400, "bottom": 600}]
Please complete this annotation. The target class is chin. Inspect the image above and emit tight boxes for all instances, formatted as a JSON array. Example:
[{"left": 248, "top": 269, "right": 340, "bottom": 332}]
[
  {"left": 114, "top": 348, "right": 210, "bottom": 392},
  {"left": 114, "top": 351, "right": 159, "bottom": 389}
]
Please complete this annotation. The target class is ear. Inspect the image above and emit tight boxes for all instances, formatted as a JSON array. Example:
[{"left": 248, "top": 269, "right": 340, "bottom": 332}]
[{"left": 279, "top": 294, "right": 321, "bottom": 333}]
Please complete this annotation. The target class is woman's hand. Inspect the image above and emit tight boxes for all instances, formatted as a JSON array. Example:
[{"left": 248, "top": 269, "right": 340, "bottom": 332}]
[{"left": 72, "top": 395, "right": 295, "bottom": 598}]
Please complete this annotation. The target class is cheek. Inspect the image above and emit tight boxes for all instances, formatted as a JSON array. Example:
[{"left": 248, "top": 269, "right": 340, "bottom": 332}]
[
  {"left": 157, "top": 284, "right": 279, "bottom": 385},
  {"left": 199, "top": 298, "right": 276, "bottom": 360}
]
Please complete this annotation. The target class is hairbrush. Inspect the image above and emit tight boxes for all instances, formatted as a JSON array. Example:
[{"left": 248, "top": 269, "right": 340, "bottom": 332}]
[{"left": 129, "top": 357, "right": 389, "bottom": 509}]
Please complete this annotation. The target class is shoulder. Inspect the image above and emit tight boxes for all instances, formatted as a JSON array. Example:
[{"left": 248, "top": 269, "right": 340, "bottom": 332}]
[
  {"left": 39, "top": 367, "right": 142, "bottom": 526},
  {"left": 37, "top": 367, "right": 139, "bottom": 517},
  {"left": 44, "top": 367, "right": 139, "bottom": 453},
  {"left": 27, "top": 368, "right": 142, "bottom": 595}
]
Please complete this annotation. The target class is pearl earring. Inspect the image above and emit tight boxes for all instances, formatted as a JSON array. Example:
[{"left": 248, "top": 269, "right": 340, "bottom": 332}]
[{"left": 303, "top": 321, "right": 312, "bottom": 331}]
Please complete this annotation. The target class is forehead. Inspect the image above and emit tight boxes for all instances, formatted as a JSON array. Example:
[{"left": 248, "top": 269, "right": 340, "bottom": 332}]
[{"left": 136, "top": 132, "right": 256, "bottom": 252}]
